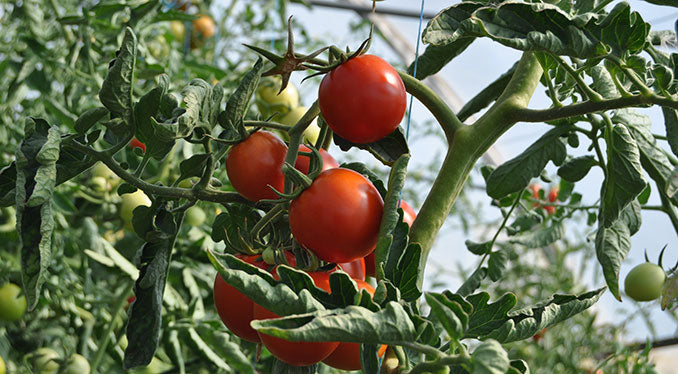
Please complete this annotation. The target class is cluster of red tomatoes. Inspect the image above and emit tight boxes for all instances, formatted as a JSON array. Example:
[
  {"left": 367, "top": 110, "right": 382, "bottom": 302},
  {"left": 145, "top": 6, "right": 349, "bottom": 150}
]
[
  {"left": 214, "top": 54, "right": 410, "bottom": 368},
  {"left": 529, "top": 184, "right": 559, "bottom": 215}
]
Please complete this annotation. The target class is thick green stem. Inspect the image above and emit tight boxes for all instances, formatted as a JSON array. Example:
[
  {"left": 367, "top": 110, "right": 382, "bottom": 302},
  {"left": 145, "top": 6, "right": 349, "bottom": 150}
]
[
  {"left": 283, "top": 101, "right": 320, "bottom": 193},
  {"left": 398, "top": 71, "right": 463, "bottom": 143},
  {"left": 409, "top": 52, "right": 543, "bottom": 271}
]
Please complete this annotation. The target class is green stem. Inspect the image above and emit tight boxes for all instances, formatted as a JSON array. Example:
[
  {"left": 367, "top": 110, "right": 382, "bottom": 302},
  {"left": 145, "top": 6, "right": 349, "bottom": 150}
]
[
  {"left": 398, "top": 71, "right": 463, "bottom": 143},
  {"left": 474, "top": 193, "right": 522, "bottom": 272},
  {"left": 658, "top": 186, "right": 678, "bottom": 235},
  {"left": 134, "top": 152, "right": 151, "bottom": 177},
  {"left": 410, "top": 52, "right": 543, "bottom": 268},
  {"left": 511, "top": 94, "right": 678, "bottom": 123},
  {"left": 405, "top": 354, "right": 471, "bottom": 374},
  {"left": 243, "top": 120, "right": 291, "bottom": 132},
  {"left": 90, "top": 281, "right": 133, "bottom": 373},
  {"left": 284, "top": 101, "right": 320, "bottom": 193},
  {"left": 68, "top": 140, "right": 249, "bottom": 205},
  {"left": 554, "top": 56, "right": 602, "bottom": 101}
]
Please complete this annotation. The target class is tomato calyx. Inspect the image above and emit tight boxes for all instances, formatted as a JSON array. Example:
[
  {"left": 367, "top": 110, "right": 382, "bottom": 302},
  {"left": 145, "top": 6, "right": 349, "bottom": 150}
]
[{"left": 244, "top": 17, "right": 328, "bottom": 94}]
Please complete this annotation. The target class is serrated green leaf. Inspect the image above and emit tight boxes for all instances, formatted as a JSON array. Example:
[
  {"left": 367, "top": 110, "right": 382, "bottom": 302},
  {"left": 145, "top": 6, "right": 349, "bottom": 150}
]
[
  {"left": 178, "top": 154, "right": 209, "bottom": 181},
  {"left": 457, "top": 267, "right": 488, "bottom": 297},
  {"left": 99, "top": 27, "right": 137, "bottom": 126},
  {"left": 661, "top": 107, "right": 678, "bottom": 158},
  {"left": 465, "top": 240, "right": 491, "bottom": 255},
  {"left": 425, "top": 292, "right": 468, "bottom": 340},
  {"left": 600, "top": 123, "right": 646, "bottom": 227},
  {"left": 467, "top": 288, "right": 605, "bottom": 342},
  {"left": 251, "top": 302, "right": 417, "bottom": 345},
  {"left": 595, "top": 200, "right": 641, "bottom": 300},
  {"left": 487, "top": 126, "right": 569, "bottom": 199},
  {"left": 487, "top": 250, "right": 509, "bottom": 282},
  {"left": 186, "top": 328, "right": 231, "bottom": 371},
  {"left": 471, "top": 339, "right": 510, "bottom": 374},
  {"left": 424, "top": 2, "right": 649, "bottom": 59}
]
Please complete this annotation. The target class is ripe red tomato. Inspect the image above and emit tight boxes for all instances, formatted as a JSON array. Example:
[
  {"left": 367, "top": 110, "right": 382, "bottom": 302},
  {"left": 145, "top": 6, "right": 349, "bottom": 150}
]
[
  {"left": 130, "top": 138, "right": 146, "bottom": 152},
  {"left": 289, "top": 168, "right": 383, "bottom": 263},
  {"left": 213, "top": 253, "right": 296, "bottom": 343},
  {"left": 253, "top": 272, "right": 340, "bottom": 366},
  {"left": 365, "top": 200, "right": 416, "bottom": 277},
  {"left": 318, "top": 55, "right": 406, "bottom": 144},
  {"left": 226, "top": 131, "right": 287, "bottom": 202},
  {"left": 322, "top": 280, "right": 387, "bottom": 370},
  {"left": 529, "top": 184, "right": 556, "bottom": 214},
  {"left": 337, "top": 258, "right": 366, "bottom": 280},
  {"left": 294, "top": 145, "right": 339, "bottom": 175}
]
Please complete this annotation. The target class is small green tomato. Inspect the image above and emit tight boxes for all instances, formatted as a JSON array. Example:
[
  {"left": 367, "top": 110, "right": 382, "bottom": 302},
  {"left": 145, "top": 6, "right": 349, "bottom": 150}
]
[
  {"left": 0, "top": 283, "right": 27, "bottom": 322},
  {"left": 62, "top": 354, "right": 90, "bottom": 374},
  {"left": 624, "top": 262, "right": 666, "bottom": 302},
  {"left": 33, "top": 348, "right": 59, "bottom": 374},
  {"left": 184, "top": 206, "right": 206, "bottom": 226}
]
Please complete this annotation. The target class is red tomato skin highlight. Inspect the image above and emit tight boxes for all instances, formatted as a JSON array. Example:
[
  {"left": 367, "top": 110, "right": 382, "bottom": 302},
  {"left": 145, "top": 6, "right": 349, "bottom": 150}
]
[
  {"left": 253, "top": 272, "right": 339, "bottom": 366},
  {"left": 319, "top": 55, "right": 406, "bottom": 144},
  {"left": 289, "top": 168, "right": 384, "bottom": 264},
  {"left": 294, "top": 144, "right": 339, "bottom": 175},
  {"left": 130, "top": 138, "right": 146, "bottom": 152},
  {"left": 365, "top": 200, "right": 416, "bottom": 277},
  {"left": 337, "top": 258, "right": 366, "bottom": 280},
  {"left": 226, "top": 131, "right": 287, "bottom": 202},
  {"left": 322, "top": 280, "right": 387, "bottom": 370}
]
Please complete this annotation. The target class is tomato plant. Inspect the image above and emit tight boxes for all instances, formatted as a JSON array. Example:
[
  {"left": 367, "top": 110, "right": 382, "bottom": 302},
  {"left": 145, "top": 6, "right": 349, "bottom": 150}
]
[
  {"left": 0, "top": 283, "right": 26, "bottom": 322},
  {"left": 32, "top": 348, "right": 59, "bottom": 374},
  {"left": 225, "top": 131, "right": 287, "bottom": 202},
  {"left": 319, "top": 54, "right": 406, "bottom": 143},
  {"left": 624, "top": 263, "right": 666, "bottom": 302},
  {"left": 252, "top": 271, "right": 340, "bottom": 366},
  {"left": 3, "top": 1, "right": 678, "bottom": 373},
  {"left": 289, "top": 168, "right": 383, "bottom": 263}
]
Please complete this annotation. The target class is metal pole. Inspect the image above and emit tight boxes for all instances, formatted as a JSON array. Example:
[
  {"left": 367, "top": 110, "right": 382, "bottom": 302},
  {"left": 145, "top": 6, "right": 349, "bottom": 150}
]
[{"left": 306, "top": 0, "right": 438, "bottom": 20}]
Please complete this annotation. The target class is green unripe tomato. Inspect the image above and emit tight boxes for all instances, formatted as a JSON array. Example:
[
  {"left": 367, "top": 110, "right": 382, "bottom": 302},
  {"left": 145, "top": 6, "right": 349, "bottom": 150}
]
[
  {"left": 184, "top": 206, "right": 206, "bottom": 226},
  {"left": 62, "top": 354, "right": 90, "bottom": 374},
  {"left": 90, "top": 176, "right": 108, "bottom": 193},
  {"left": 120, "top": 190, "right": 152, "bottom": 230},
  {"left": 625, "top": 262, "right": 666, "bottom": 302},
  {"left": 278, "top": 106, "right": 322, "bottom": 144},
  {"left": 147, "top": 35, "right": 170, "bottom": 60},
  {"left": 169, "top": 21, "right": 185, "bottom": 42},
  {"left": 256, "top": 77, "right": 299, "bottom": 118},
  {"left": 91, "top": 162, "right": 120, "bottom": 188},
  {"left": 0, "top": 355, "right": 5, "bottom": 374},
  {"left": 261, "top": 248, "right": 276, "bottom": 265},
  {"left": 0, "top": 283, "right": 27, "bottom": 322},
  {"left": 177, "top": 179, "right": 193, "bottom": 189},
  {"left": 33, "top": 348, "right": 59, "bottom": 374}
]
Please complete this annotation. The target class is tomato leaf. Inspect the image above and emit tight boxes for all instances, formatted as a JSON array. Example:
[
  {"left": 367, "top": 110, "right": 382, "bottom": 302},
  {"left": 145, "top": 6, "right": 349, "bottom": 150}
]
[
  {"left": 595, "top": 200, "right": 641, "bottom": 300},
  {"left": 457, "top": 267, "right": 489, "bottom": 297},
  {"left": 124, "top": 207, "right": 179, "bottom": 369},
  {"left": 99, "top": 27, "right": 136, "bottom": 127},
  {"left": 487, "top": 250, "right": 509, "bottom": 282},
  {"left": 193, "top": 326, "right": 255, "bottom": 374},
  {"left": 465, "top": 288, "right": 605, "bottom": 342},
  {"left": 557, "top": 155, "right": 598, "bottom": 182},
  {"left": 221, "top": 59, "right": 264, "bottom": 138},
  {"left": 508, "top": 222, "right": 565, "bottom": 248},
  {"left": 178, "top": 154, "right": 210, "bottom": 181},
  {"left": 134, "top": 75, "right": 176, "bottom": 160},
  {"left": 425, "top": 292, "right": 469, "bottom": 340},
  {"left": 407, "top": 38, "right": 474, "bottom": 80},
  {"left": 618, "top": 109, "right": 678, "bottom": 206},
  {"left": 186, "top": 327, "right": 232, "bottom": 371},
  {"left": 74, "top": 107, "right": 109, "bottom": 134},
  {"left": 210, "top": 205, "right": 261, "bottom": 253},
  {"left": 251, "top": 302, "right": 418, "bottom": 345},
  {"left": 661, "top": 107, "right": 678, "bottom": 158},
  {"left": 333, "top": 127, "right": 409, "bottom": 167},
  {"left": 486, "top": 125, "right": 569, "bottom": 199},
  {"left": 470, "top": 340, "right": 510, "bottom": 374},
  {"left": 423, "top": 2, "right": 648, "bottom": 59},
  {"left": 15, "top": 118, "right": 60, "bottom": 310}
]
